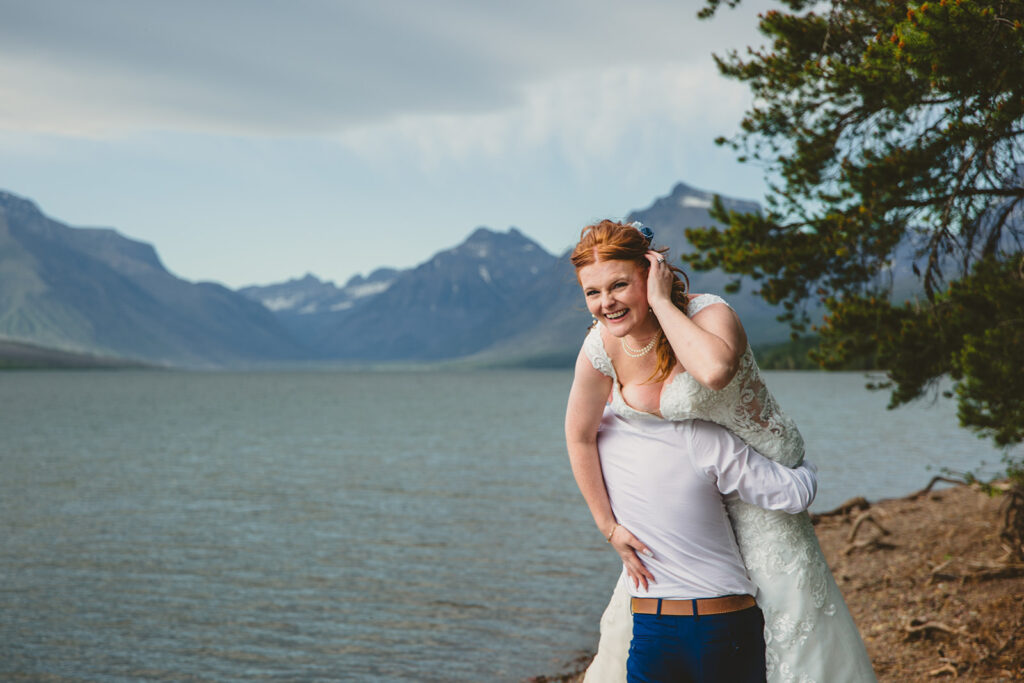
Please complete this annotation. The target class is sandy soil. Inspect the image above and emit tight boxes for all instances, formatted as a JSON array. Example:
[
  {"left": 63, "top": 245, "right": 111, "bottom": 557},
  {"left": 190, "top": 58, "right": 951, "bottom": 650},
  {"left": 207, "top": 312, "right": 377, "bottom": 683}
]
[{"left": 530, "top": 482, "right": 1024, "bottom": 682}]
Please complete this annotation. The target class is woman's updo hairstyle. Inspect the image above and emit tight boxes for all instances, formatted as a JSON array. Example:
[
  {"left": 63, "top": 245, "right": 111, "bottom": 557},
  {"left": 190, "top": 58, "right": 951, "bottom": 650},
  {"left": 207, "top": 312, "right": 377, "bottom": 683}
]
[{"left": 570, "top": 219, "right": 690, "bottom": 384}]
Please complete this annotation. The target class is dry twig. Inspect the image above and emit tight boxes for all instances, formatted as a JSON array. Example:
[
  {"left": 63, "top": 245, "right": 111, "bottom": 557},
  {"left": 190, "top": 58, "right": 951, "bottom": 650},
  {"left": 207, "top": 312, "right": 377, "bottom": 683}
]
[
  {"left": 929, "top": 558, "right": 957, "bottom": 584},
  {"left": 927, "top": 662, "right": 958, "bottom": 677},
  {"left": 905, "top": 618, "right": 968, "bottom": 640}
]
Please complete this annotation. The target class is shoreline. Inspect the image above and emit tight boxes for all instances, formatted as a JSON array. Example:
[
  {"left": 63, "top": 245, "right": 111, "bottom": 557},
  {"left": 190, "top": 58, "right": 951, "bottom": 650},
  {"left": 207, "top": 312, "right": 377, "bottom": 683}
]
[{"left": 530, "top": 481, "right": 1024, "bottom": 682}]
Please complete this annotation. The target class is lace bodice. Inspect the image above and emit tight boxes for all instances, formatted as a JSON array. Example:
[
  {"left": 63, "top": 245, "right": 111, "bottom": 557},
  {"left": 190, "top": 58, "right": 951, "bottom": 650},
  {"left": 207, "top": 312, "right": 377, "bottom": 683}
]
[{"left": 582, "top": 293, "right": 805, "bottom": 467}]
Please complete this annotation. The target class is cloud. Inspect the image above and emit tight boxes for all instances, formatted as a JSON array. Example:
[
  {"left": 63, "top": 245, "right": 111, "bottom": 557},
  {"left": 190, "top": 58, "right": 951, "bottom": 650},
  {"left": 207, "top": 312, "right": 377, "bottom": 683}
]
[
  {"left": 0, "top": 0, "right": 767, "bottom": 137},
  {"left": 334, "top": 62, "right": 752, "bottom": 174}
]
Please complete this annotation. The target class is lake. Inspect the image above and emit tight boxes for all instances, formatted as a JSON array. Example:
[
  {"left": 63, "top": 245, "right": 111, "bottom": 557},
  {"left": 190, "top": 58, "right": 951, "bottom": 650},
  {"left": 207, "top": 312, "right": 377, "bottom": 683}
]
[{"left": 0, "top": 369, "right": 1009, "bottom": 681}]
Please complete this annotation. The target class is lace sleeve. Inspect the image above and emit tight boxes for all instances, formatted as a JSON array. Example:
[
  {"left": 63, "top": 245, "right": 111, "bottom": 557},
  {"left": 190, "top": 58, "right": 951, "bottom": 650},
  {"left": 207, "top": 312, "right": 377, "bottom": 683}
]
[
  {"left": 728, "top": 349, "right": 806, "bottom": 467},
  {"left": 687, "top": 293, "right": 731, "bottom": 317},
  {"left": 582, "top": 324, "right": 615, "bottom": 379}
]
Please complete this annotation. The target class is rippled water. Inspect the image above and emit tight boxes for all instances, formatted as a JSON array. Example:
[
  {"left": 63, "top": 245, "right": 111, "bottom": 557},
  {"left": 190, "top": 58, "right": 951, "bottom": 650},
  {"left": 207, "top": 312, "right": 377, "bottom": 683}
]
[{"left": 0, "top": 369, "right": 1009, "bottom": 681}]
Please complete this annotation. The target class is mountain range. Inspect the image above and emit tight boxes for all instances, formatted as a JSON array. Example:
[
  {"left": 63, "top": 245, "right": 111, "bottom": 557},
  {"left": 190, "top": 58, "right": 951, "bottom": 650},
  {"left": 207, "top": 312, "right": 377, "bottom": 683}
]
[
  {"left": 0, "top": 190, "right": 304, "bottom": 366},
  {"left": 240, "top": 182, "right": 793, "bottom": 366},
  {"left": 0, "top": 183, "right": 795, "bottom": 367}
]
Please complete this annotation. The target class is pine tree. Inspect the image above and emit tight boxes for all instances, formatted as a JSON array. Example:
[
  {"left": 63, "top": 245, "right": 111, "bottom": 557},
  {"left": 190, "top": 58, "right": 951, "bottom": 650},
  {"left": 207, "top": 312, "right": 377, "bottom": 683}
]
[{"left": 690, "top": 0, "right": 1024, "bottom": 453}]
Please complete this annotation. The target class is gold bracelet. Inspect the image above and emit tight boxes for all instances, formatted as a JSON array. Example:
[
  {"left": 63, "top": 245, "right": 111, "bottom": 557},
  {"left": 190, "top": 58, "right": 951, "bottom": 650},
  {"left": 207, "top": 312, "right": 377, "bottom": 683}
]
[{"left": 606, "top": 523, "right": 620, "bottom": 543}]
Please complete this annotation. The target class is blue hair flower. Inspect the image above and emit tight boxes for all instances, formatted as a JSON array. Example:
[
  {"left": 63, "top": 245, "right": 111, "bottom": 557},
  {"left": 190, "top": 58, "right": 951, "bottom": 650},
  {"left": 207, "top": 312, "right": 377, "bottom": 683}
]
[{"left": 630, "top": 221, "right": 654, "bottom": 244}]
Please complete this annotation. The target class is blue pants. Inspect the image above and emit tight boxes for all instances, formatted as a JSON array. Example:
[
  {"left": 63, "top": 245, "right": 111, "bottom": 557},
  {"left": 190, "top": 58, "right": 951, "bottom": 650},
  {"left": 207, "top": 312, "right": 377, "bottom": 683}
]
[{"left": 627, "top": 605, "right": 767, "bottom": 682}]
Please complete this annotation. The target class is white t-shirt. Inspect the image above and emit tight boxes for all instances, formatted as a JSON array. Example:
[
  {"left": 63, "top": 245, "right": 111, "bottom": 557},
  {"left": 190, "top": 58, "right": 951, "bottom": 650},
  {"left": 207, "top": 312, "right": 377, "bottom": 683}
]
[{"left": 597, "top": 407, "right": 817, "bottom": 600}]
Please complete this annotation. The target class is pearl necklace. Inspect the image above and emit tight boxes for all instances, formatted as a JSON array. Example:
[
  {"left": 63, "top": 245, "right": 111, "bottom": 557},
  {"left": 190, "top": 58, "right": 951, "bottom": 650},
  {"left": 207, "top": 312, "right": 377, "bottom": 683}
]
[{"left": 621, "top": 333, "right": 659, "bottom": 358}]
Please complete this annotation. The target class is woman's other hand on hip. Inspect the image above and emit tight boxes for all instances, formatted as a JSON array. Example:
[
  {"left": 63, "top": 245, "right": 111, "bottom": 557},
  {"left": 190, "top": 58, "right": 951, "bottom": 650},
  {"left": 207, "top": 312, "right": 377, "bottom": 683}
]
[{"left": 610, "top": 524, "right": 656, "bottom": 591}]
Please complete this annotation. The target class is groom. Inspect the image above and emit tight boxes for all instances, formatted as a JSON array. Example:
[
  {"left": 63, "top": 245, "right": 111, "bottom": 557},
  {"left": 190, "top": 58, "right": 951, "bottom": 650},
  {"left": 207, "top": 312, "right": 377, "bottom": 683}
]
[{"left": 597, "top": 410, "right": 818, "bottom": 682}]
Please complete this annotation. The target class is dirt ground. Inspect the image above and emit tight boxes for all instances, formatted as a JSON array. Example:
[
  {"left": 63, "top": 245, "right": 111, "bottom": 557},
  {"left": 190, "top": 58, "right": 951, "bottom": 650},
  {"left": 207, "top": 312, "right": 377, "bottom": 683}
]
[{"left": 531, "top": 482, "right": 1024, "bottom": 682}]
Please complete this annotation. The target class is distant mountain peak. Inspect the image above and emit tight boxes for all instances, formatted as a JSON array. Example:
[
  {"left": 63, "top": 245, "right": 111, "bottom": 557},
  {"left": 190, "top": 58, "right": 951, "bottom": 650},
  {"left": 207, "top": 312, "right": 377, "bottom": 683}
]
[
  {"left": 466, "top": 226, "right": 496, "bottom": 240},
  {"left": 668, "top": 181, "right": 760, "bottom": 209},
  {"left": 667, "top": 182, "right": 714, "bottom": 205},
  {"left": 0, "top": 190, "right": 45, "bottom": 217},
  {"left": 670, "top": 181, "right": 703, "bottom": 196},
  {"left": 241, "top": 265, "right": 401, "bottom": 317},
  {"left": 455, "top": 226, "right": 545, "bottom": 262},
  {"left": 632, "top": 183, "right": 760, "bottom": 231},
  {"left": 464, "top": 225, "right": 531, "bottom": 242},
  {"left": 345, "top": 267, "right": 399, "bottom": 288}
]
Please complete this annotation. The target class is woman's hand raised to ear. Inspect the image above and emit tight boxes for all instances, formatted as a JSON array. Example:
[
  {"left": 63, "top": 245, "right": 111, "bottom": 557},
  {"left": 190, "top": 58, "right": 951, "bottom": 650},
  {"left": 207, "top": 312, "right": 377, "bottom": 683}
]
[
  {"left": 644, "top": 251, "right": 675, "bottom": 309},
  {"left": 640, "top": 249, "right": 748, "bottom": 391},
  {"left": 609, "top": 524, "right": 656, "bottom": 591}
]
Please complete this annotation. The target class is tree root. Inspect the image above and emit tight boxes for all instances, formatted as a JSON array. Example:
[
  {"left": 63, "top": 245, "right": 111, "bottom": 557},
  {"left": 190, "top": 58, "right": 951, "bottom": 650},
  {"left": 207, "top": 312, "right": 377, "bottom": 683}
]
[
  {"left": 847, "top": 509, "right": 890, "bottom": 541},
  {"left": 962, "top": 561, "right": 1024, "bottom": 582},
  {"left": 842, "top": 509, "right": 895, "bottom": 555},
  {"left": 905, "top": 618, "right": 968, "bottom": 640},
  {"left": 929, "top": 556, "right": 1024, "bottom": 583},
  {"left": 811, "top": 495, "right": 870, "bottom": 524},
  {"left": 999, "top": 483, "right": 1024, "bottom": 562},
  {"left": 908, "top": 475, "right": 969, "bottom": 500},
  {"left": 812, "top": 476, "right": 966, "bottom": 525}
]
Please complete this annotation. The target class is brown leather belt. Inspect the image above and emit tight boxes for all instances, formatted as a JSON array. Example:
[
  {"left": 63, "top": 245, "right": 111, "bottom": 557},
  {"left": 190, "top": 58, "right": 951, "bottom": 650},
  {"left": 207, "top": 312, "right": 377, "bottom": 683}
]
[{"left": 630, "top": 594, "right": 756, "bottom": 617}]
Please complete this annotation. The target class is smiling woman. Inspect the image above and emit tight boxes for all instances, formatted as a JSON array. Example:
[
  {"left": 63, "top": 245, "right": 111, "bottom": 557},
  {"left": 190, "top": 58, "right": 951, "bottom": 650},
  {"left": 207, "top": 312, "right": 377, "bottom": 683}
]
[
  {"left": 580, "top": 260, "right": 657, "bottom": 351},
  {"left": 571, "top": 220, "right": 697, "bottom": 391}
]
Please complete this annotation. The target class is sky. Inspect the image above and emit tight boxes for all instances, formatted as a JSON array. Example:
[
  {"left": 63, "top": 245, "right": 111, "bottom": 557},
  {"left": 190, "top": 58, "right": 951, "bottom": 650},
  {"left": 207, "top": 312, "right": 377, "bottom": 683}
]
[{"left": 0, "top": 0, "right": 773, "bottom": 289}]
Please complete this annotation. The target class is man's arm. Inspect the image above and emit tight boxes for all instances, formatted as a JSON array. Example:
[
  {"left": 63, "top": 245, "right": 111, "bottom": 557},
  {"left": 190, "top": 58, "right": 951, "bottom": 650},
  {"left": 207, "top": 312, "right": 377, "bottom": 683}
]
[{"left": 687, "top": 419, "right": 817, "bottom": 513}]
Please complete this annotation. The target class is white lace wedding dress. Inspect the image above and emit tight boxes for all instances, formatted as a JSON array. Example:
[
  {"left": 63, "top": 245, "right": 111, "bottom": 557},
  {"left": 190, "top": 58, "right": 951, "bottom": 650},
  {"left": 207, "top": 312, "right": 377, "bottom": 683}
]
[{"left": 581, "top": 294, "right": 876, "bottom": 683}]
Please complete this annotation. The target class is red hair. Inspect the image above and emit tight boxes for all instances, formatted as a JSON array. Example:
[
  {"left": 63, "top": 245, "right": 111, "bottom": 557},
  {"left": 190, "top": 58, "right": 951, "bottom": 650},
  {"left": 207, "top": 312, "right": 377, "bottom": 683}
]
[{"left": 571, "top": 220, "right": 690, "bottom": 383}]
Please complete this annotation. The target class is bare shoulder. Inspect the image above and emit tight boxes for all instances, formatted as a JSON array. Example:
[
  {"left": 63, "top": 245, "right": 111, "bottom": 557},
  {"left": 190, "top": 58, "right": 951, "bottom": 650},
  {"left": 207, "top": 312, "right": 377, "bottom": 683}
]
[
  {"left": 573, "top": 343, "right": 613, "bottom": 385},
  {"left": 567, "top": 346, "right": 613, "bottom": 435}
]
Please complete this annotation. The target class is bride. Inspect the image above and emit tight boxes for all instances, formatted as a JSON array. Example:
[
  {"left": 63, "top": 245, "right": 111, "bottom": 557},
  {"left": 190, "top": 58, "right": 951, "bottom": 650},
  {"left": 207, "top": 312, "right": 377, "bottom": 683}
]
[{"left": 564, "top": 220, "right": 876, "bottom": 682}]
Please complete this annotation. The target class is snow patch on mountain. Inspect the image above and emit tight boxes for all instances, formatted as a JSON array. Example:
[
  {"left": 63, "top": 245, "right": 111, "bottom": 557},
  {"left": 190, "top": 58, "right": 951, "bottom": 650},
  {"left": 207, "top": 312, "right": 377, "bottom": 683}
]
[
  {"left": 680, "top": 195, "right": 712, "bottom": 209},
  {"left": 263, "top": 296, "right": 303, "bottom": 312},
  {"left": 348, "top": 281, "right": 391, "bottom": 298}
]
